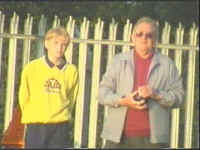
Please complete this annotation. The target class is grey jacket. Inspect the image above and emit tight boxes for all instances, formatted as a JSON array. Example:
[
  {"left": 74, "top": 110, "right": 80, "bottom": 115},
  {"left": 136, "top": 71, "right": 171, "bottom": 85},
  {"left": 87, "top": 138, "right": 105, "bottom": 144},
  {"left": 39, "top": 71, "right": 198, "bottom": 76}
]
[{"left": 98, "top": 49, "right": 184, "bottom": 144}]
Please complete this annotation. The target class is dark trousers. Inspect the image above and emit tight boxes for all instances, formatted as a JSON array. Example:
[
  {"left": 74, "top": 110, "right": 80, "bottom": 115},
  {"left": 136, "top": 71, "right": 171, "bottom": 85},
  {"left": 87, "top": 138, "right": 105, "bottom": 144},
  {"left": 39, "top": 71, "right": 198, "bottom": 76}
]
[
  {"left": 25, "top": 122, "right": 72, "bottom": 149},
  {"left": 104, "top": 136, "right": 169, "bottom": 149}
]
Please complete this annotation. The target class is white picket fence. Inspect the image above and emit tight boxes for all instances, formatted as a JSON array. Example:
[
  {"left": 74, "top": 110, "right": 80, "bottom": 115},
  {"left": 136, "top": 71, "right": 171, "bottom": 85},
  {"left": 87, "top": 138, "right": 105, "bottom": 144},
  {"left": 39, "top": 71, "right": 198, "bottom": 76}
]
[{"left": 0, "top": 11, "right": 199, "bottom": 148}]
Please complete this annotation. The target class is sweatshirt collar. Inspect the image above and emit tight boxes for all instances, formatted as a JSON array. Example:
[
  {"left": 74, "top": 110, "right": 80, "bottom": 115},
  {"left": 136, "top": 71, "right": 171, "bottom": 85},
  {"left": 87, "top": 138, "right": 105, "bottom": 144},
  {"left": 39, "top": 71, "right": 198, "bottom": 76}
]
[{"left": 45, "top": 55, "right": 66, "bottom": 70}]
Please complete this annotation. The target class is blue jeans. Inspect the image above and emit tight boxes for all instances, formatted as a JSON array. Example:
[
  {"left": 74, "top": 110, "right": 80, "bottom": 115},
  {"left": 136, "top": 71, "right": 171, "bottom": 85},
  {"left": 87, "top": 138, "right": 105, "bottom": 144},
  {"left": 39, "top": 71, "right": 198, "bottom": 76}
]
[{"left": 25, "top": 121, "right": 72, "bottom": 149}]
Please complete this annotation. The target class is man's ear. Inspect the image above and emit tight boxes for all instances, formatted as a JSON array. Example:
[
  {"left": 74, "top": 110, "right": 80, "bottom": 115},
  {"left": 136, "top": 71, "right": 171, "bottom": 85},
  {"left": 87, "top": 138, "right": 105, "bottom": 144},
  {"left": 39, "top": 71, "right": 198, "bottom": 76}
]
[{"left": 131, "top": 33, "right": 135, "bottom": 44}]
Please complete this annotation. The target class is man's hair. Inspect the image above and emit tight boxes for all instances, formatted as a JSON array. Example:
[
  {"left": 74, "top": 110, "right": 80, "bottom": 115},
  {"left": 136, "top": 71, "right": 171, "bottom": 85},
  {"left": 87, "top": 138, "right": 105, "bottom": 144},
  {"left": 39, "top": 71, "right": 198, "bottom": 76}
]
[
  {"left": 45, "top": 26, "right": 70, "bottom": 44},
  {"left": 132, "top": 17, "right": 159, "bottom": 42}
]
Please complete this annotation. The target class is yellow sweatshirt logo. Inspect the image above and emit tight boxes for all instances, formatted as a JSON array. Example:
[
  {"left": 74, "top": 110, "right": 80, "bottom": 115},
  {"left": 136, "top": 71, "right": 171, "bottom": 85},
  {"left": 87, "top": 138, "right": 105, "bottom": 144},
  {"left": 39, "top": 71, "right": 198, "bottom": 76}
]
[{"left": 44, "top": 78, "right": 61, "bottom": 93}]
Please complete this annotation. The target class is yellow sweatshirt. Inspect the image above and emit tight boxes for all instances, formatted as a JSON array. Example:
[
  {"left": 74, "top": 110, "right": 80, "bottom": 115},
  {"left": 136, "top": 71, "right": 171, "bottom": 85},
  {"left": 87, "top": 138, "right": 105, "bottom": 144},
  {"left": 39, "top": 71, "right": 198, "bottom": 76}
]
[{"left": 19, "top": 57, "right": 79, "bottom": 124}]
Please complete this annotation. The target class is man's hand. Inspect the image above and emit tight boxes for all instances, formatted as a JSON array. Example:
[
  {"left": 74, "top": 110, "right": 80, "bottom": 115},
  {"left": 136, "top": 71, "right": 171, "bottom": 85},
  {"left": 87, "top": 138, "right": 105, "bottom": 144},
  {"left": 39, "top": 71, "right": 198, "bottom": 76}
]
[
  {"left": 138, "top": 85, "right": 161, "bottom": 102},
  {"left": 119, "top": 91, "right": 148, "bottom": 110},
  {"left": 138, "top": 85, "right": 153, "bottom": 99}
]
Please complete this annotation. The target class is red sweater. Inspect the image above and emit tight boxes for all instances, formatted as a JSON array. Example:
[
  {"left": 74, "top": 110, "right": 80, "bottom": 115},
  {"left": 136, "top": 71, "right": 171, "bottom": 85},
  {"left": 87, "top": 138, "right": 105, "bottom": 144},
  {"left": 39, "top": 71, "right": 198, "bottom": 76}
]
[{"left": 124, "top": 51, "right": 153, "bottom": 137}]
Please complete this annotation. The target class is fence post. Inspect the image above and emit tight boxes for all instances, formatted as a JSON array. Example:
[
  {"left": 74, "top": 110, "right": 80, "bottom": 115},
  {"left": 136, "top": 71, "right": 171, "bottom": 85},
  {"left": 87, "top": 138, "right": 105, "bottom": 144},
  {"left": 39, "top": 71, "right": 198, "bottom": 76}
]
[
  {"left": 4, "top": 12, "right": 19, "bottom": 131},
  {"left": 22, "top": 13, "right": 33, "bottom": 66},
  {"left": 160, "top": 22, "right": 171, "bottom": 55},
  {"left": 122, "top": 19, "right": 132, "bottom": 52},
  {"left": 36, "top": 14, "right": 47, "bottom": 58},
  {"left": 74, "top": 17, "right": 89, "bottom": 148},
  {"left": 170, "top": 23, "right": 184, "bottom": 148},
  {"left": 102, "top": 18, "right": 118, "bottom": 148},
  {"left": 184, "top": 23, "right": 198, "bottom": 148},
  {"left": 88, "top": 18, "right": 104, "bottom": 148},
  {"left": 107, "top": 18, "right": 118, "bottom": 62},
  {"left": 0, "top": 11, "right": 5, "bottom": 81},
  {"left": 65, "top": 16, "right": 75, "bottom": 64},
  {"left": 52, "top": 15, "right": 60, "bottom": 28}
]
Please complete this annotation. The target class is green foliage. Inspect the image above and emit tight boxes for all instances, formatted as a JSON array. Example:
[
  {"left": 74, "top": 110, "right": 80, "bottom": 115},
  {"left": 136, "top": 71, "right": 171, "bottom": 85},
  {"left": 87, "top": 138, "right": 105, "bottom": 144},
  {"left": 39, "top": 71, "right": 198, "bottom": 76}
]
[{"left": 0, "top": 1, "right": 198, "bottom": 27}]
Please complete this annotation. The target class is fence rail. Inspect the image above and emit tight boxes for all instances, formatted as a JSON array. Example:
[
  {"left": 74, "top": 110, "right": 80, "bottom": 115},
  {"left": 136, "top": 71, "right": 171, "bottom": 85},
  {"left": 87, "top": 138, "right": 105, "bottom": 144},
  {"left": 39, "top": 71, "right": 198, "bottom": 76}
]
[
  {"left": 0, "top": 12, "right": 199, "bottom": 148},
  {"left": 0, "top": 33, "right": 199, "bottom": 50}
]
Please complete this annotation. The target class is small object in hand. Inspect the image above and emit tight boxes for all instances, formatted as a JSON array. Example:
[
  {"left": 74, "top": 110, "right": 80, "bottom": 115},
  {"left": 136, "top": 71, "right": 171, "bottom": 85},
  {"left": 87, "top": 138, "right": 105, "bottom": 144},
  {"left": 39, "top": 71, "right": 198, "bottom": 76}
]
[{"left": 133, "top": 93, "right": 143, "bottom": 101}]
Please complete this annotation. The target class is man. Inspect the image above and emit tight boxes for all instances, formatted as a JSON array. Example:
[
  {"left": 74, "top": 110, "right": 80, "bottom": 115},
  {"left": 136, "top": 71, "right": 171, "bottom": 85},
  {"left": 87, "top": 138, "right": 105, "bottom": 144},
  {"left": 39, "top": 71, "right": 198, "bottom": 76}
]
[
  {"left": 98, "top": 17, "right": 184, "bottom": 148},
  {"left": 18, "top": 27, "right": 79, "bottom": 148}
]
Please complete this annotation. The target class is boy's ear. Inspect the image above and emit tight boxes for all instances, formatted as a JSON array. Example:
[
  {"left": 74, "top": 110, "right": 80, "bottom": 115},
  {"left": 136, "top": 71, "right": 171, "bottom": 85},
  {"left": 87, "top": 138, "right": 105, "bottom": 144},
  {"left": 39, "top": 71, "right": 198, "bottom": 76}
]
[
  {"left": 44, "top": 40, "right": 47, "bottom": 47},
  {"left": 44, "top": 40, "right": 48, "bottom": 49}
]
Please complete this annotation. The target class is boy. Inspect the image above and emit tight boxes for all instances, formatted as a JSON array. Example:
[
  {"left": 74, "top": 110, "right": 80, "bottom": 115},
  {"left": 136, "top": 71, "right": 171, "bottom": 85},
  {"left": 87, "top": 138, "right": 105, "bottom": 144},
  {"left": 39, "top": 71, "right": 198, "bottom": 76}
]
[{"left": 19, "top": 27, "right": 79, "bottom": 148}]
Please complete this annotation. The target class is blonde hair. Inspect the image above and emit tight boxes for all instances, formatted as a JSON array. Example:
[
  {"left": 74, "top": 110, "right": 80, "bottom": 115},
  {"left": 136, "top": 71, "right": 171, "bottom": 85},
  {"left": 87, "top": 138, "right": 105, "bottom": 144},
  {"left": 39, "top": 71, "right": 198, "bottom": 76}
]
[{"left": 45, "top": 26, "right": 70, "bottom": 44}]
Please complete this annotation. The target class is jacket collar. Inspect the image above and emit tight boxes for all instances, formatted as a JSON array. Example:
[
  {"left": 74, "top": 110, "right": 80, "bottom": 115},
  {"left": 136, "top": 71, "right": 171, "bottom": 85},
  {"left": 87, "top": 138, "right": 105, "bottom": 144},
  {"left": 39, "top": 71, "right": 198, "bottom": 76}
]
[
  {"left": 120, "top": 48, "right": 161, "bottom": 80},
  {"left": 121, "top": 48, "right": 161, "bottom": 66}
]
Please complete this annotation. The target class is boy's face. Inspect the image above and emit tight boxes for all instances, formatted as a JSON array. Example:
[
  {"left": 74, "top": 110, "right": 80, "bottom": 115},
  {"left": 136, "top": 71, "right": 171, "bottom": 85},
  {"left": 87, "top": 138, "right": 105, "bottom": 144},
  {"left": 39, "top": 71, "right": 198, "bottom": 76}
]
[{"left": 45, "top": 35, "right": 69, "bottom": 59}]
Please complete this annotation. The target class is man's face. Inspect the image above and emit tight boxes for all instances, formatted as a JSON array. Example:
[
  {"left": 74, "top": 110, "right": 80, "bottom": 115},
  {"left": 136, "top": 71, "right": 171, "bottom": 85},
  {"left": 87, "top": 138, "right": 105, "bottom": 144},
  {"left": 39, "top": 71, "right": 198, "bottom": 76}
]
[
  {"left": 132, "top": 22, "right": 156, "bottom": 54},
  {"left": 45, "top": 35, "right": 68, "bottom": 59}
]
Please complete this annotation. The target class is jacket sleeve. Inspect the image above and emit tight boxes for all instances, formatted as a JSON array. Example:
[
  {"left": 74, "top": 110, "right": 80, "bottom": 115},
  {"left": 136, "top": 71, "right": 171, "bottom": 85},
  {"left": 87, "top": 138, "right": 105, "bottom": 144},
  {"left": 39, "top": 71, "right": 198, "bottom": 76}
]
[
  {"left": 154, "top": 61, "right": 184, "bottom": 108},
  {"left": 98, "top": 57, "right": 124, "bottom": 107},
  {"left": 18, "top": 66, "right": 30, "bottom": 113}
]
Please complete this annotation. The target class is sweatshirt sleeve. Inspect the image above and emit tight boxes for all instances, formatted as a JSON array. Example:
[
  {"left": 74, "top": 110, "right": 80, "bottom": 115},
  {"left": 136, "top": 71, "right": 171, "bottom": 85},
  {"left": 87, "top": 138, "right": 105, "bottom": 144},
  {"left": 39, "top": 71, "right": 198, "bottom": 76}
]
[{"left": 18, "top": 65, "right": 30, "bottom": 113}]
